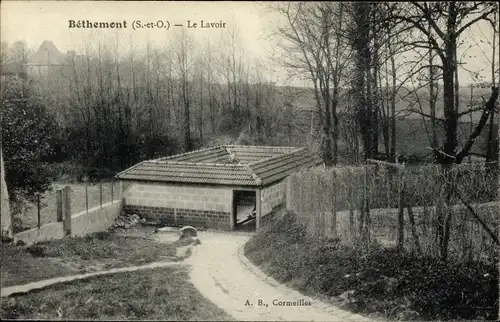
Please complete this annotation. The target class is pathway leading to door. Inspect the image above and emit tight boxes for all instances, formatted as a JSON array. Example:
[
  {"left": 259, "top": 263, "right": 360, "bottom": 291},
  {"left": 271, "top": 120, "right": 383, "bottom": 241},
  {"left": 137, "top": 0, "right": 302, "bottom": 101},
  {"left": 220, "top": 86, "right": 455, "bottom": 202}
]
[{"left": 169, "top": 231, "right": 373, "bottom": 322}]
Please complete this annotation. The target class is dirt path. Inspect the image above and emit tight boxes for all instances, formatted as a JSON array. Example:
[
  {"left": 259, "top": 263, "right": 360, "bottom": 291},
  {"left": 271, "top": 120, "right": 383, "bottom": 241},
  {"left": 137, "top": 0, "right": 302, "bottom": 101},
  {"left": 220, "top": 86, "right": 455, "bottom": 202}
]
[
  {"left": 169, "top": 231, "right": 372, "bottom": 322},
  {"left": 3, "top": 230, "right": 376, "bottom": 321}
]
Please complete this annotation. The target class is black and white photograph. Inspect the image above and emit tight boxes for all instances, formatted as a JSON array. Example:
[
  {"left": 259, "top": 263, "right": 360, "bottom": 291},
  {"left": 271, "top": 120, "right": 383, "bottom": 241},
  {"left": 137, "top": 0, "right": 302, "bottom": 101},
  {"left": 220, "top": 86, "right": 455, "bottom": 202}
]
[{"left": 0, "top": 1, "right": 499, "bottom": 321}]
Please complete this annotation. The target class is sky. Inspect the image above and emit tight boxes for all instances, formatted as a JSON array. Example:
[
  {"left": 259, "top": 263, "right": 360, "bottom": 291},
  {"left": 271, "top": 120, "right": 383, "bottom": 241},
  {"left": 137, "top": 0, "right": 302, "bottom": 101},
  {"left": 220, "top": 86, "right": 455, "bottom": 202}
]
[{"left": 1, "top": 1, "right": 497, "bottom": 87}]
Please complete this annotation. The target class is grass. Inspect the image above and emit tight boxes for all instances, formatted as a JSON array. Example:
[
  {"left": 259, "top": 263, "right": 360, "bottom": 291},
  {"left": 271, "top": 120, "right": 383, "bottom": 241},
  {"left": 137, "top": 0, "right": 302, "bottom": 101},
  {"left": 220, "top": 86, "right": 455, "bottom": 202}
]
[
  {"left": 244, "top": 211, "right": 499, "bottom": 321},
  {"left": 15, "top": 181, "right": 119, "bottom": 232},
  {"left": 1, "top": 231, "right": 186, "bottom": 288},
  {"left": 0, "top": 266, "right": 232, "bottom": 320}
]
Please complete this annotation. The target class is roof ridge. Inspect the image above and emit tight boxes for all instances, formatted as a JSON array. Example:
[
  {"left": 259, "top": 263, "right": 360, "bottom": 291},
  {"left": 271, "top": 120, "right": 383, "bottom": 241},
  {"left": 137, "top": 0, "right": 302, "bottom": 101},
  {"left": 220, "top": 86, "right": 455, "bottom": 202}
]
[
  {"left": 115, "top": 161, "right": 147, "bottom": 177},
  {"left": 248, "top": 147, "right": 307, "bottom": 166},
  {"left": 222, "top": 144, "right": 297, "bottom": 150},
  {"left": 155, "top": 145, "right": 227, "bottom": 161},
  {"left": 244, "top": 164, "right": 262, "bottom": 186},
  {"left": 146, "top": 160, "right": 246, "bottom": 167}
]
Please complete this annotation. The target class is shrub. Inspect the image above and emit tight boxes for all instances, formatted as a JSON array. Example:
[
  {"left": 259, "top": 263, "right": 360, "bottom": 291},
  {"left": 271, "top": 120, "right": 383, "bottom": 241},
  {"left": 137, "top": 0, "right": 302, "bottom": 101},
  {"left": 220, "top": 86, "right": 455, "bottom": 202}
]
[
  {"left": 87, "top": 231, "right": 112, "bottom": 241},
  {"left": 26, "top": 244, "right": 46, "bottom": 257},
  {"left": 244, "top": 211, "right": 499, "bottom": 320}
]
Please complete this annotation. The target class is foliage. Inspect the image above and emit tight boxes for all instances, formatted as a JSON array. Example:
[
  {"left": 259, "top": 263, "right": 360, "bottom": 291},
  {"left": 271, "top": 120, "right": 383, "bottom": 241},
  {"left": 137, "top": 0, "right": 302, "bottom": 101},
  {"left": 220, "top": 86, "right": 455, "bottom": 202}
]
[
  {"left": 0, "top": 266, "right": 231, "bottom": 320},
  {"left": 244, "top": 212, "right": 498, "bottom": 320},
  {"left": 1, "top": 76, "right": 60, "bottom": 216},
  {"left": 0, "top": 231, "right": 179, "bottom": 287}
]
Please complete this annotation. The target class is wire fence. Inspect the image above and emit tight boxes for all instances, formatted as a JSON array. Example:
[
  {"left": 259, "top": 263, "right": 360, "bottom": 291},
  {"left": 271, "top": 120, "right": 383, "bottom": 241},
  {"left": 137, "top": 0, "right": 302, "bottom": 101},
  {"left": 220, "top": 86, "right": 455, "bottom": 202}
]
[
  {"left": 18, "top": 181, "right": 122, "bottom": 232},
  {"left": 287, "top": 162, "right": 499, "bottom": 263}
]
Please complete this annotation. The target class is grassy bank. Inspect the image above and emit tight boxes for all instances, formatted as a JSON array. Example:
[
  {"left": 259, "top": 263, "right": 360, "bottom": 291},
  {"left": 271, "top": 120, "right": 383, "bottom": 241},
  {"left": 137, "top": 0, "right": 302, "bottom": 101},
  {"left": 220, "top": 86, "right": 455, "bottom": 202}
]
[
  {"left": 244, "top": 212, "right": 498, "bottom": 320},
  {"left": 0, "top": 266, "right": 231, "bottom": 320},
  {"left": 1, "top": 231, "right": 185, "bottom": 288}
]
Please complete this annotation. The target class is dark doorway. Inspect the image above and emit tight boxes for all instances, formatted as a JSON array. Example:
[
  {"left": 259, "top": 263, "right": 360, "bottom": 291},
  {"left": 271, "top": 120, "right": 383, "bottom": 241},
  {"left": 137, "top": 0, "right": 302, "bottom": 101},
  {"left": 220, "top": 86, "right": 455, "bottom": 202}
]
[{"left": 233, "top": 190, "right": 256, "bottom": 232}]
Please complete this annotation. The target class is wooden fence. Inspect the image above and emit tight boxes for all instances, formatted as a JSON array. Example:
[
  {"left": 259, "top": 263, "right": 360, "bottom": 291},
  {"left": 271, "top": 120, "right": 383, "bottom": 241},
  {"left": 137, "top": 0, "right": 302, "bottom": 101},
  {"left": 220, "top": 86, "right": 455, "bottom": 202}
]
[{"left": 286, "top": 162, "right": 498, "bottom": 262}]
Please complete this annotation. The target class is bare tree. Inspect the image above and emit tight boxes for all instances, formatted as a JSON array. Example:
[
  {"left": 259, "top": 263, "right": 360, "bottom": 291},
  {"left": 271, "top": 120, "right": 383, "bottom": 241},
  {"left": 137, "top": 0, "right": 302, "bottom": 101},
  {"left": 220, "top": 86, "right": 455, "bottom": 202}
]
[
  {"left": 271, "top": 2, "right": 351, "bottom": 165},
  {"left": 384, "top": 1, "right": 499, "bottom": 261},
  {"left": 172, "top": 29, "right": 197, "bottom": 151}
]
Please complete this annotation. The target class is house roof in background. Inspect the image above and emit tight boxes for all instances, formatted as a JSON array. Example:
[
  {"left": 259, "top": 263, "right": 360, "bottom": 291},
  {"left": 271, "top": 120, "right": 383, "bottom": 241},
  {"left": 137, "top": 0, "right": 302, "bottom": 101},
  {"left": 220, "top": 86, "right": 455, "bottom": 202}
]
[
  {"left": 116, "top": 145, "right": 321, "bottom": 187},
  {"left": 27, "top": 40, "right": 69, "bottom": 66}
]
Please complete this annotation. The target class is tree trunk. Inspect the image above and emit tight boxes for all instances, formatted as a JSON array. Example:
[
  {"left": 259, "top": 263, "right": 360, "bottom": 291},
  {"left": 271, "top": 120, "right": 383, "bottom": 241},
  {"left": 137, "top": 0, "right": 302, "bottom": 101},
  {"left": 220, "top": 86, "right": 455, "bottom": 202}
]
[
  {"left": 183, "top": 81, "right": 191, "bottom": 151},
  {"left": 436, "top": 165, "right": 454, "bottom": 262},
  {"left": 441, "top": 9, "right": 458, "bottom": 165},
  {"left": 382, "top": 45, "right": 390, "bottom": 159},
  {"left": 0, "top": 147, "right": 13, "bottom": 241},
  {"left": 322, "top": 84, "right": 333, "bottom": 166},
  {"left": 428, "top": 25, "right": 438, "bottom": 158},
  {"left": 199, "top": 75, "right": 204, "bottom": 142},
  {"left": 407, "top": 204, "right": 422, "bottom": 254},
  {"left": 388, "top": 31, "right": 397, "bottom": 162},
  {"left": 371, "top": 8, "right": 380, "bottom": 158},
  {"left": 397, "top": 170, "right": 405, "bottom": 251},
  {"left": 486, "top": 11, "right": 499, "bottom": 199},
  {"left": 352, "top": 2, "right": 373, "bottom": 244},
  {"left": 436, "top": 5, "right": 459, "bottom": 261}
]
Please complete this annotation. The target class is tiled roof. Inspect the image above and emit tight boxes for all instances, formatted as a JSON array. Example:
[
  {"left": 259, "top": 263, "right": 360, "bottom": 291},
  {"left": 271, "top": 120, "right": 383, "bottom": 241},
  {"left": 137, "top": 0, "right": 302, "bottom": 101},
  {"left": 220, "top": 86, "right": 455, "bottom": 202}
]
[
  {"left": 159, "top": 146, "right": 229, "bottom": 164},
  {"left": 249, "top": 148, "right": 322, "bottom": 186},
  {"left": 116, "top": 145, "right": 321, "bottom": 187},
  {"left": 225, "top": 145, "right": 296, "bottom": 164},
  {"left": 158, "top": 145, "right": 297, "bottom": 164},
  {"left": 117, "top": 161, "right": 257, "bottom": 186}
]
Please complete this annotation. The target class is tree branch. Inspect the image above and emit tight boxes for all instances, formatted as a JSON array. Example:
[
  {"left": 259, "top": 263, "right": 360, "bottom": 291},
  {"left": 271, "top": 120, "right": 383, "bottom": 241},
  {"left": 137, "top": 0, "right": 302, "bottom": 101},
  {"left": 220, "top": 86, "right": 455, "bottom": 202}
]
[
  {"left": 457, "top": 105, "right": 495, "bottom": 117},
  {"left": 452, "top": 185, "right": 499, "bottom": 247},
  {"left": 427, "top": 147, "right": 456, "bottom": 160},
  {"left": 455, "top": 86, "right": 499, "bottom": 163},
  {"left": 408, "top": 109, "right": 446, "bottom": 123},
  {"left": 456, "top": 6, "right": 498, "bottom": 36},
  {"left": 384, "top": 13, "right": 446, "bottom": 62},
  {"left": 413, "top": 2, "right": 446, "bottom": 39}
]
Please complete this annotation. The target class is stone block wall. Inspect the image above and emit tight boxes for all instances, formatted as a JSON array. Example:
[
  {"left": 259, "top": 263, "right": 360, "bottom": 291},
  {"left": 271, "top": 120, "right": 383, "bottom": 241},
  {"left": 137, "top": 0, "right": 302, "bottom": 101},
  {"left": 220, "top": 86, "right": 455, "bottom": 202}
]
[
  {"left": 122, "top": 182, "right": 232, "bottom": 229},
  {"left": 14, "top": 222, "right": 64, "bottom": 246},
  {"left": 261, "top": 179, "right": 286, "bottom": 219},
  {"left": 71, "top": 201, "right": 122, "bottom": 237},
  {"left": 260, "top": 203, "right": 286, "bottom": 229},
  {"left": 122, "top": 205, "right": 231, "bottom": 230},
  {"left": 14, "top": 201, "right": 122, "bottom": 245}
]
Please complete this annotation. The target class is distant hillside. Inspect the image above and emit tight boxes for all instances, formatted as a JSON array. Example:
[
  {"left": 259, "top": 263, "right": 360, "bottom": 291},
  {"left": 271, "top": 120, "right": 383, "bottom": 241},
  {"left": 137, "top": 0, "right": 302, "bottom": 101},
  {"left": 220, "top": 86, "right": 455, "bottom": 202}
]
[
  {"left": 279, "top": 85, "right": 495, "bottom": 124},
  {"left": 394, "top": 118, "right": 496, "bottom": 159},
  {"left": 281, "top": 106, "right": 496, "bottom": 162}
]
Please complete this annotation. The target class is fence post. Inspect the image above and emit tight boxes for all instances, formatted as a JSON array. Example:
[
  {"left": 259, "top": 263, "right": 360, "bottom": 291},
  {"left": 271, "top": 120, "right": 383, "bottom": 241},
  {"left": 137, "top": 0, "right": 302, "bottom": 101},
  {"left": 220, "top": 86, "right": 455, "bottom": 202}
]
[
  {"left": 331, "top": 169, "right": 337, "bottom": 238},
  {"left": 85, "top": 185, "right": 89, "bottom": 214},
  {"left": 363, "top": 166, "right": 370, "bottom": 242},
  {"left": 298, "top": 174, "right": 303, "bottom": 218},
  {"left": 387, "top": 168, "right": 391, "bottom": 208},
  {"left": 397, "top": 166, "right": 405, "bottom": 250},
  {"left": 63, "top": 186, "right": 72, "bottom": 236},
  {"left": 286, "top": 175, "right": 292, "bottom": 210},
  {"left": 37, "top": 195, "right": 41, "bottom": 229},
  {"left": 256, "top": 189, "right": 261, "bottom": 231},
  {"left": 56, "top": 189, "right": 63, "bottom": 222},
  {"left": 100, "top": 183, "right": 103, "bottom": 208}
]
